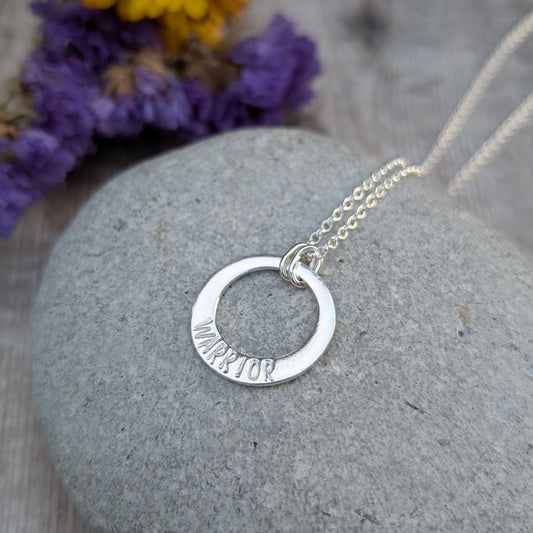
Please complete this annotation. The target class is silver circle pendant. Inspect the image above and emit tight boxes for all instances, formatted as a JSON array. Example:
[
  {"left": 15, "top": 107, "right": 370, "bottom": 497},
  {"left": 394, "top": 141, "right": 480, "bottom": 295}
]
[{"left": 190, "top": 256, "right": 336, "bottom": 386}]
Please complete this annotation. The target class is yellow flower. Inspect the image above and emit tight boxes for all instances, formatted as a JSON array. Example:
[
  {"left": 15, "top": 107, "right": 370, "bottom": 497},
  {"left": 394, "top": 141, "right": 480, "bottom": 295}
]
[{"left": 82, "top": 0, "right": 250, "bottom": 50}]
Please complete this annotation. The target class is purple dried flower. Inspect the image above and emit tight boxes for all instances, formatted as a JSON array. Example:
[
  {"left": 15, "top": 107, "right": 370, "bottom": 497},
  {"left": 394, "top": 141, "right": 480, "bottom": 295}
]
[
  {"left": 135, "top": 68, "right": 190, "bottom": 129},
  {"left": 23, "top": 49, "right": 98, "bottom": 159},
  {"left": 0, "top": 7, "right": 321, "bottom": 238},
  {"left": 229, "top": 14, "right": 320, "bottom": 110},
  {"left": 198, "top": 14, "right": 320, "bottom": 133},
  {"left": 30, "top": 1, "right": 159, "bottom": 69},
  {"left": 180, "top": 80, "right": 213, "bottom": 139},
  {"left": 0, "top": 165, "right": 35, "bottom": 212},
  {"left": 93, "top": 65, "right": 191, "bottom": 137},
  {"left": 0, "top": 163, "right": 42, "bottom": 238},
  {"left": 0, "top": 2, "right": 160, "bottom": 237},
  {"left": 11, "top": 129, "right": 76, "bottom": 189},
  {"left": 92, "top": 95, "right": 143, "bottom": 137},
  {"left": 210, "top": 92, "right": 283, "bottom": 132}
]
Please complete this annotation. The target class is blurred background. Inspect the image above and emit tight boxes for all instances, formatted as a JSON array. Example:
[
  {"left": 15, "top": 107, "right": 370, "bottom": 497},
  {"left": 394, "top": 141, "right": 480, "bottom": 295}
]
[{"left": 1, "top": 0, "right": 532, "bottom": 531}]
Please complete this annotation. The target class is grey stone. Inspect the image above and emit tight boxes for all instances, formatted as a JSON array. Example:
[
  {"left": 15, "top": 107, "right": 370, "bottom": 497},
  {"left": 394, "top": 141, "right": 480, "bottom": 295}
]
[{"left": 32, "top": 128, "right": 533, "bottom": 532}]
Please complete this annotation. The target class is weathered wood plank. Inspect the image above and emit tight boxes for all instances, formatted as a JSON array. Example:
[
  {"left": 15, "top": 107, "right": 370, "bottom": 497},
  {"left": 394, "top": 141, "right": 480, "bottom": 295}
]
[{"left": 1, "top": 0, "right": 532, "bottom": 531}]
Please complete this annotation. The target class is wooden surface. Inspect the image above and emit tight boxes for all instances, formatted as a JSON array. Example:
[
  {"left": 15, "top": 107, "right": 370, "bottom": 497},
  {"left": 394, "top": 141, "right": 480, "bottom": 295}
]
[{"left": 1, "top": 1, "right": 532, "bottom": 531}]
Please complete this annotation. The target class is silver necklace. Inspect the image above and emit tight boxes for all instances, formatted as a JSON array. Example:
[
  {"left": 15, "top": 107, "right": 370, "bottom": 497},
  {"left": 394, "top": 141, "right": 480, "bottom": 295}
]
[{"left": 191, "top": 10, "right": 533, "bottom": 386}]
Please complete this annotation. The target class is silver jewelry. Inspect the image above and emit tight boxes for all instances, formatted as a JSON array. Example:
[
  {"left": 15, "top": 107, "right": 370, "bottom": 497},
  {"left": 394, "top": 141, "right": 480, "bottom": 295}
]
[{"left": 191, "top": 10, "right": 533, "bottom": 386}]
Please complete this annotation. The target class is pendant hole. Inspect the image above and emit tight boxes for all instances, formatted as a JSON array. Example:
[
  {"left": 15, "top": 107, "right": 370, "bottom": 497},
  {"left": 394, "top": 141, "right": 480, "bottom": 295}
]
[{"left": 216, "top": 271, "right": 317, "bottom": 358}]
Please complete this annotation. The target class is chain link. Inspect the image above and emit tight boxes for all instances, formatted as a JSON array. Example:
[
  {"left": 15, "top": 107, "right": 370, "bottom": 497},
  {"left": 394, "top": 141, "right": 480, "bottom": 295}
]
[
  {"left": 447, "top": 89, "right": 533, "bottom": 195},
  {"left": 417, "top": 8, "right": 533, "bottom": 189},
  {"left": 306, "top": 158, "right": 422, "bottom": 259},
  {"left": 301, "top": 9, "right": 533, "bottom": 263}
]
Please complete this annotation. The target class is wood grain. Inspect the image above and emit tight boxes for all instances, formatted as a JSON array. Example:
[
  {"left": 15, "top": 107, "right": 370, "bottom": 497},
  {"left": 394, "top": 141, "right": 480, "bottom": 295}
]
[{"left": 1, "top": 0, "right": 532, "bottom": 531}]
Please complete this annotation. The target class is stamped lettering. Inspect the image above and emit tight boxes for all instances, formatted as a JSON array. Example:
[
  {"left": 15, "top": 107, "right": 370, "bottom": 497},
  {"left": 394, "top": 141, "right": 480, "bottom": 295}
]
[
  {"left": 190, "top": 256, "right": 336, "bottom": 386},
  {"left": 233, "top": 356, "right": 276, "bottom": 382},
  {"left": 205, "top": 341, "right": 228, "bottom": 364},
  {"left": 218, "top": 349, "right": 239, "bottom": 374},
  {"left": 247, "top": 358, "right": 261, "bottom": 381},
  {"left": 193, "top": 318, "right": 216, "bottom": 338},
  {"left": 264, "top": 359, "right": 275, "bottom": 382},
  {"left": 193, "top": 319, "right": 277, "bottom": 382},
  {"left": 234, "top": 355, "right": 247, "bottom": 378}
]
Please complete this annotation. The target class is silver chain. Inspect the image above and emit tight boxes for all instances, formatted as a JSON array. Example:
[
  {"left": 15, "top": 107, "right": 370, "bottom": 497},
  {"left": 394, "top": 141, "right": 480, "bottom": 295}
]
[
  {"left": 306, "top": 158, "right": 422, "bottom": 257},
  {"left": 298, "top": 8, "right": 533, "bottom": 266},
  {"left": 421, "top": 8, "right": 533, "bottom": 195}
]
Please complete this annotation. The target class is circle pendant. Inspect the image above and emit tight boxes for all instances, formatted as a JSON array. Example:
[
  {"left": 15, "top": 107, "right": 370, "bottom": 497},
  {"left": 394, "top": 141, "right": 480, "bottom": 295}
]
[{"left": 190, "top": 256, "right": 336, "bottom": 386}]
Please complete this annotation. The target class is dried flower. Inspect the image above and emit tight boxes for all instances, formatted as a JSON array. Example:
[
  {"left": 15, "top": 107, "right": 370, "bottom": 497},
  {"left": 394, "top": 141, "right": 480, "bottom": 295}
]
[
  {"left": 172, "top": 39, "right": 239, "bottom": 92},
  {"left": 0, "top": 3, "right": 320, "bottom": 238},
  {"left": 229, "top": 15, "right": 320, "bottom": 110},
  {"left": 208, "top": 15, "right": 320, "bottom": 132},
  {"left": 94, "top": 50, "right": 191, "bottom": 136},
  {"left": 22, "top": 50, "right": 98, "bottom": 160},
  {"left": 32, "top": 1, "right": 159, "bottom": 68},
  {"left": 181, "top": 79, "right": 213, "bottom": 138},
  {"left": 0, "top": 164, "right": 41, "bottom": 238},
  {"left": 171, "top": 15, "right": 321, "bottom": 136},
  {"left": 81, "top": 0, "right": 250, "bottom": 51}
]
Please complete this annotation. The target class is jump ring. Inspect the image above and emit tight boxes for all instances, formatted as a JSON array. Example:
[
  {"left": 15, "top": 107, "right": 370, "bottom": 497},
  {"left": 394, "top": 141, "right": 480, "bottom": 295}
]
[{"left": 280, "top": 243, "right": 323, "bottom": 288}]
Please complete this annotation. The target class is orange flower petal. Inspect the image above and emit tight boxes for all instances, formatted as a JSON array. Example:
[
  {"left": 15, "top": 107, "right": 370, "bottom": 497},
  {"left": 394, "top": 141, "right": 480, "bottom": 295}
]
[
  {"left": 166, "top": 0, "right": 186, "bottom": 13},
  {"left": 213, "top": 0, "right": 248, "bottom": 16},
  {"left": 145, "top": 1, "right": 167, "bottom": 19},
  {"left": 116, "top": 0, "right": 146, "bottom": 21},
  {"left": 81, "top": 0, "right": 252, "bottom": 51},
  {"left": 162, "top": 10, "right": 188, "bottom": 30},
  {"left": 82, "top": 0, "right": 118, "bottom": 8},
  {"left": 160, "top": 25, "right": 190, "bottom": 54},
  {"left": 191, "top": 18, "right": 223, "bottom": 47},
  {"left": 184, "top": 0, "right": 209, "bottom": 21}
]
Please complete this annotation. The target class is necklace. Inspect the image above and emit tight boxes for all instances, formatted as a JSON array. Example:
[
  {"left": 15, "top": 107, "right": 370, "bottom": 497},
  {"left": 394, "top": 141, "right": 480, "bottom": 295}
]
[{"left": 191, "top": 10, "right": 533, "bottom": 386}]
